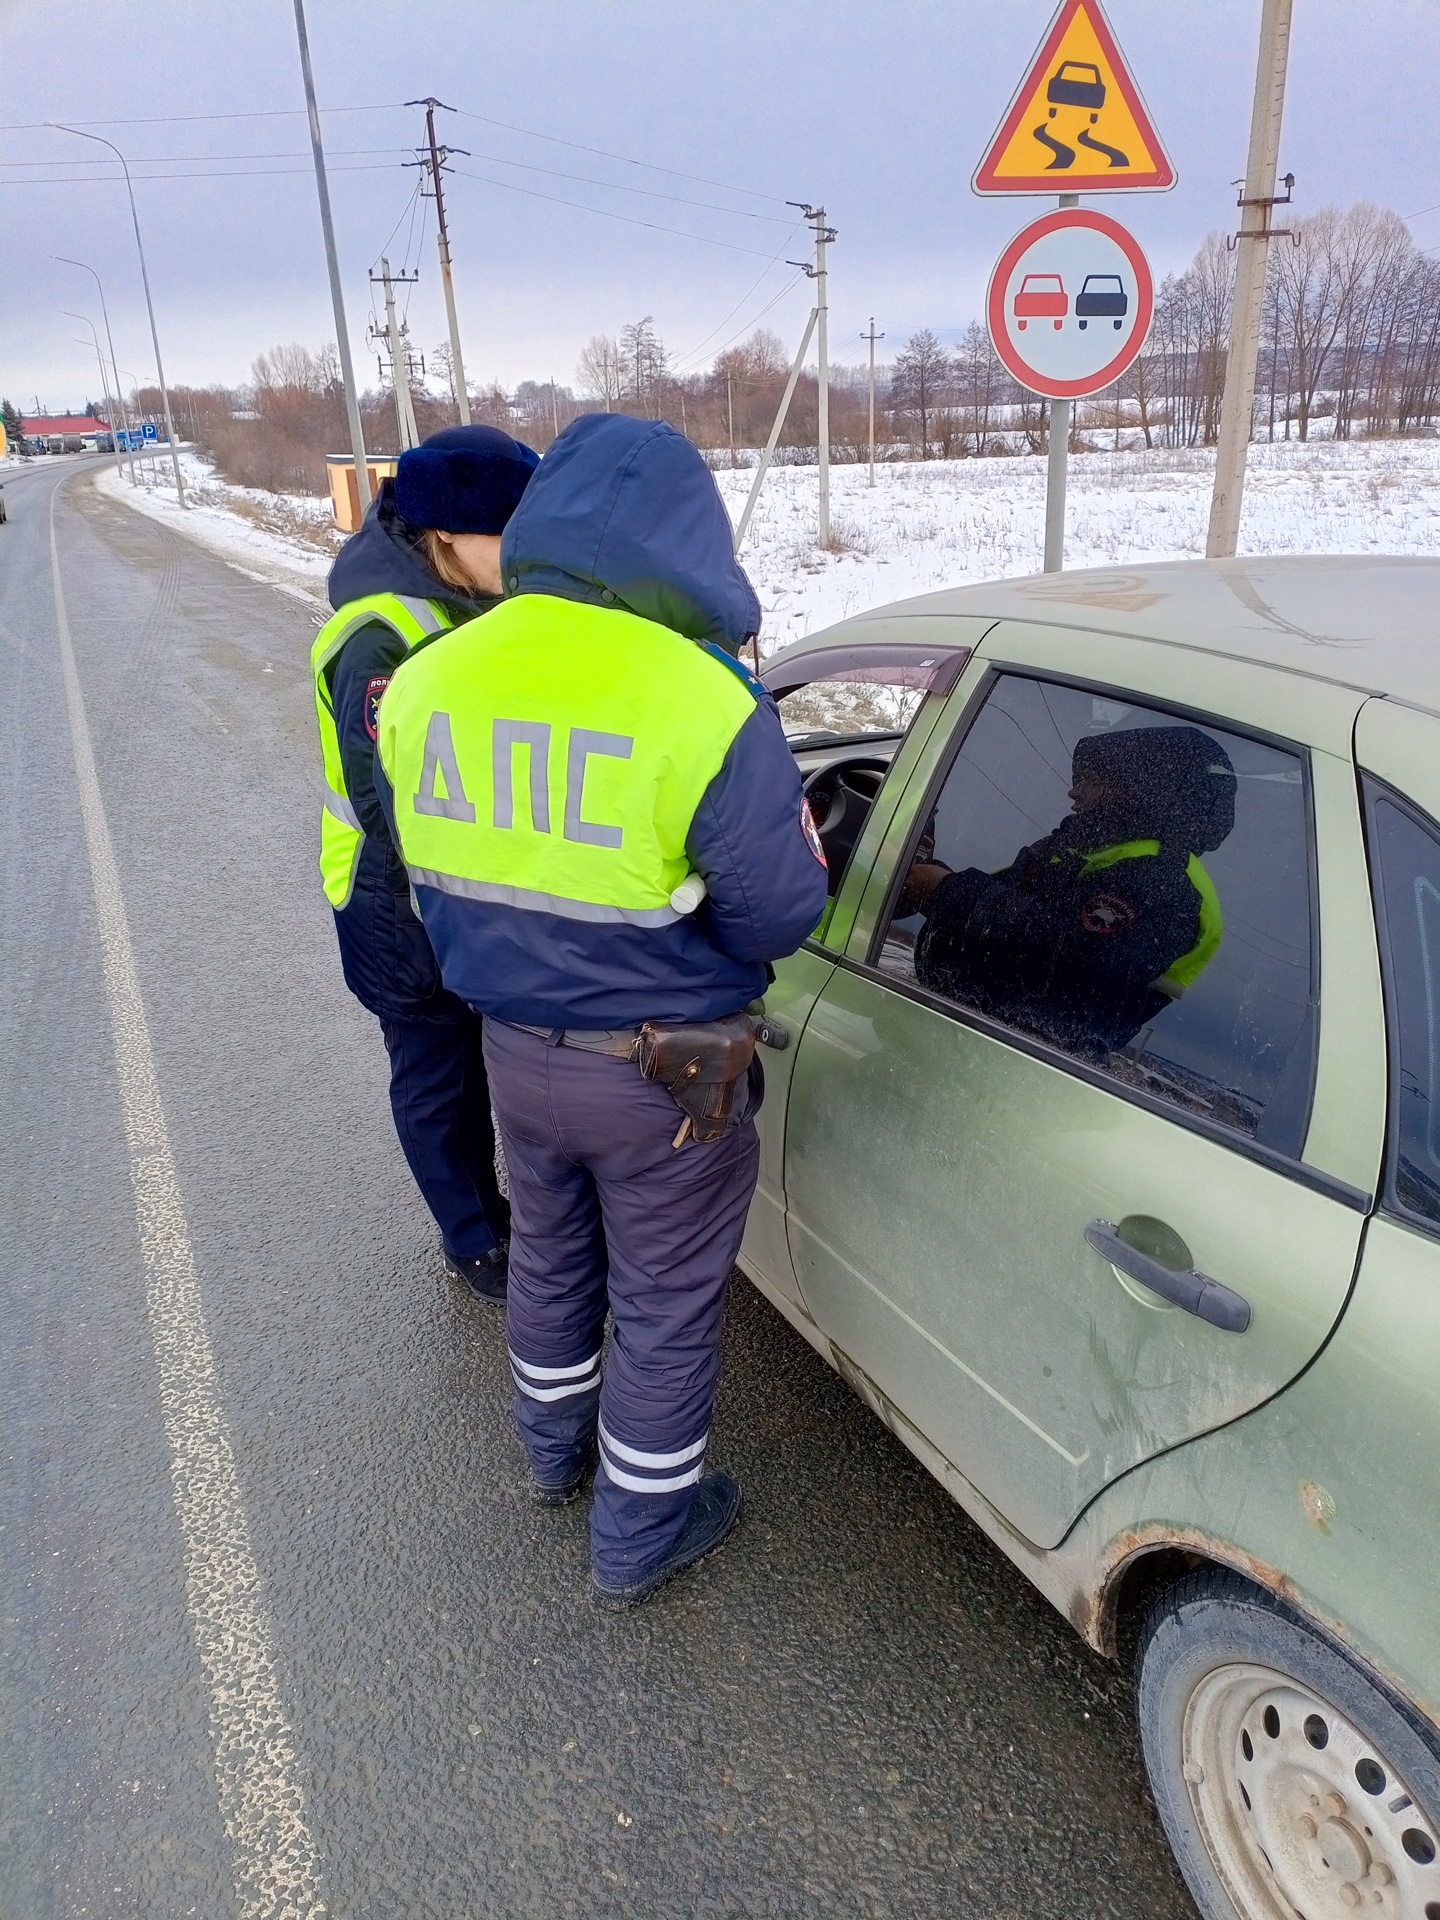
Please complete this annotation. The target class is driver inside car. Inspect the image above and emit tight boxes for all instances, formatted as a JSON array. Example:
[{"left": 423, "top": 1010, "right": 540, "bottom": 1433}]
[{"left": 898, "top": 725, "right": 1237, "bottom": 1060}]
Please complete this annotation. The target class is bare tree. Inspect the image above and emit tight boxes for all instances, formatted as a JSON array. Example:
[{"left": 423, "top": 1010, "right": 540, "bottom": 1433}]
[
  {"left": 577, "top": 334, "right": 623, "bottom": 409},
  {"left": 891, "top": 328, "right": 949, "bottom": 458},
  {"left": 618, "top": 316, "right": 670, "bottom": 418},
  {"left": 953, "top": 321, "right": 1001, "bottom": 455}
]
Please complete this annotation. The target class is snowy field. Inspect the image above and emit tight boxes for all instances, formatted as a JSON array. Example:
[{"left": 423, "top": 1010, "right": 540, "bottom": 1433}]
[
  {"left": 714, "top": 438, "right": 1440, "bottom": 654},
  {"left": 88, "top": 437, "right": 1440, "bottom": 651}
]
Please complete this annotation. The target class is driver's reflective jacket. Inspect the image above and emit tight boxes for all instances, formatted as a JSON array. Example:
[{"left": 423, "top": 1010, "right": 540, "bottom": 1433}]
[
  {"left": 376, "top": 593, "right": 828, "bottom": 1029},
  {"left": 310, "top": 592, "right": 455, "bottom": 908},
  {"left": 1076, "top": 840, "right": 1223, "bottom": 991}
]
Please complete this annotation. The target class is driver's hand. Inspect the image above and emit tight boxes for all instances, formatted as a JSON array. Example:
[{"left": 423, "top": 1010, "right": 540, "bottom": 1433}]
[{"left": 895, "top": 859, "right": 951, "bottom": 919}]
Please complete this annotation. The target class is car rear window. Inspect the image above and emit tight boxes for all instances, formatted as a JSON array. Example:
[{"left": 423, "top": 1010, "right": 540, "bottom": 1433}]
[
  {"left": 875, "top": 672, "right": 1319, "bottom": 1156},
  {"left": 1363, "top": 780, "right": 1440, "bottom": 1231}
]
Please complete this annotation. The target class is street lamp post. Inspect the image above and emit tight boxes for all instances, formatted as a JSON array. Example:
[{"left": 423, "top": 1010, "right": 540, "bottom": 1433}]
[
  {"left": 49, "top": 124, "right": 186, "bottom": 504},
  {"left": 55, "top": 256, "right": 139, "bottom": 484},
  {"left": 64, "top": 311, "right": 125, "bottom": 479}
]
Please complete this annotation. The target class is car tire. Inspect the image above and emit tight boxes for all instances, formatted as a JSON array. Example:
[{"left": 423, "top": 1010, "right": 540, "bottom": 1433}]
[{"left": 1136, "top": 1568, "right": 1440, "bottom": 1920}]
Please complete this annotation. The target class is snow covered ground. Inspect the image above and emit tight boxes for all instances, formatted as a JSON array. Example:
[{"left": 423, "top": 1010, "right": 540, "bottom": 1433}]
[
  {"left": 90, "top": 438, "right": 1440, "bottom": 652},
  {"left": 94, "top": 451, "right": 339, "bottom": 609},
  {"left": 714, "top": 438, "right": 1440, "bottom": 654}
]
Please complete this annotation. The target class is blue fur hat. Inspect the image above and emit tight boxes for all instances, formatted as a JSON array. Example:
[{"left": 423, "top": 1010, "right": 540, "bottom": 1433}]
[{"left": 394, "top": 424, "right": 539, "bottom": 534}]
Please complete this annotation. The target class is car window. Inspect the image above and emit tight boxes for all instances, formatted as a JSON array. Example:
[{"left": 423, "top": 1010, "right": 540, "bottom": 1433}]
[
  {"left": 875, "top": 672, "right": 1318, "bottom": 1155},
  {"left": 1363, "top": 780, "right": 1440, "bottom": 1231}
]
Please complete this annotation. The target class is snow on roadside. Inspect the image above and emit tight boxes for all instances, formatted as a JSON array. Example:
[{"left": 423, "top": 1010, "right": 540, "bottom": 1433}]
[
  {"left": 715, "top": 437, "right": 1440, "bottom": 655},
  {"left": 94, "top": 450, "right": 339, "bottom": 608},
  {"left": 93, "top": 437, "right": 1440, "bottom": 653}
]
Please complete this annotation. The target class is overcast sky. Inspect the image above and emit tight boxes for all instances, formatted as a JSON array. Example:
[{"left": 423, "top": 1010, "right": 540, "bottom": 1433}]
[{"left": 4, "top": 0, "right": 1438, "bottom": 411}]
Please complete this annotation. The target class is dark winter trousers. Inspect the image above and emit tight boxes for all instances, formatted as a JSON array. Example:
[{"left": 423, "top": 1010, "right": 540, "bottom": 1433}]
[
  {"left": 379, "top": 1007, "right": 510, "bottom": 1261},
  {"left": 482, "top": 1020, "right": 761, "bottom": 1585}
]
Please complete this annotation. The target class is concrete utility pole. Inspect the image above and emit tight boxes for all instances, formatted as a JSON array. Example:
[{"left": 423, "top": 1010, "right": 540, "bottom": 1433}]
[
  {"left": 50, "top": 126, "right": 186, "bottom": 504},
  {"left": 372, "top": 260, "right": 421, "bottom": 450},
  {"left": 734, "top": 306, "right": 819, "bottom": 553},
  {"left": 862, "top": 318, "right": 884, "bottom": 486},
  {"left": 55, "top": 256, "right": 138, "bottom": 486},
  {"left": 292, "top": 0, "right": 371, "bottom": 511},
  {"left": 408, "top": 98, "right": 471, "bottom": 426},
  {"left": 726, "top": 372, "right": 736, "bottom": 469},
  {"left": 1206, "top": 0, "right": 1294, "bottom": 558},
  {"left": 779, "top": 203, "right": 837, "bottom": 543}
]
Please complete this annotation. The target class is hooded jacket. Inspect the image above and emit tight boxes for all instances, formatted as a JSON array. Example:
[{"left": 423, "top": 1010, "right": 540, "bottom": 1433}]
[
  {"left": 324, "top": 480, "right": 497, "bottom": 1020},
  {"left": 377, "top": 414, "right": 826, "bottom": 1028}
]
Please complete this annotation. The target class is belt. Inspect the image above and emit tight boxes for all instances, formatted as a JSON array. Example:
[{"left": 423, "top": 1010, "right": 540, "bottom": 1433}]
[{"left": 508, "top": 1022, "right": 639, "bottom": 1060}]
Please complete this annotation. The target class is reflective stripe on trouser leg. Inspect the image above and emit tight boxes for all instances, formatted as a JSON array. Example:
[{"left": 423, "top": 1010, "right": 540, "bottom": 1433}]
[
  {"left": 589, "top": 1099, "right": 760, "bottom": 1587},
  {"left": 482, "top": 1025, "right": 609, "bottom": 1486}
]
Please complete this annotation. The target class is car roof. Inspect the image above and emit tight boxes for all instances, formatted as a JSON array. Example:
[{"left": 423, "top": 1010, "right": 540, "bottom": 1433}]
[{"left": 767, "top": 556, "right": 1440, "bottom": 710}]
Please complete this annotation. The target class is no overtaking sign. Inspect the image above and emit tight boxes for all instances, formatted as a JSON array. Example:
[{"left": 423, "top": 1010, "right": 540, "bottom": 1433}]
[{"left": 986, "top": 205, "right": 1154, "bottom": 401}]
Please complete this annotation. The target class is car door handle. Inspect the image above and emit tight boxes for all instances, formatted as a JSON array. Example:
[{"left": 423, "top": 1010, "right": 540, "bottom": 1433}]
[{"left": 1084, "top": 1221, "right": 1251, "bottom": 1333}]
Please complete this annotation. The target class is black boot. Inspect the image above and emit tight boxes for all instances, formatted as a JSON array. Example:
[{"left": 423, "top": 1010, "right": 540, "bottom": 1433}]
[
  {"left": 444, "top": 1241, "right": 508, "bottom": 1303},
  {"left": 590, "top": 1472, "right": 742, "bottom": 1610}
]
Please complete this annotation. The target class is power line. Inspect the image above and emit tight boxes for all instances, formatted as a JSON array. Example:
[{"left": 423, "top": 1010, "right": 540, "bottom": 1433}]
[
  {"left": 0, "top": 161, "right": 403, "bottom": 185},
  {"left": 0, "top": 145, "right": 411, "bottom": 165},
  {"left": 0, "top": 99, "right": 785, "bottom": 205},
  {"left": 447, "top": 143, "right": 792, "bottom": 223},
  {"left": 448, "top": 166, "right": 781, "bottom": 257},
  {"left": 0, "top": 104, "right": 402, "bottom": 131},
  {"left": 674, "top": 238, "right": 806, "bottom": 369},
  {"left": 448, "top": 108, "right": 785, "bottom": 205}
]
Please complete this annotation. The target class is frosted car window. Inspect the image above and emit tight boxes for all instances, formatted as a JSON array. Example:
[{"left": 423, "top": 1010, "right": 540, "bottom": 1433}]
[
  {"left": 877, "top": 673, "right": 1318, "bottom": 1154},
  {"left": 1364, "top": 783, "right": 1440, "bottom": 1230}
]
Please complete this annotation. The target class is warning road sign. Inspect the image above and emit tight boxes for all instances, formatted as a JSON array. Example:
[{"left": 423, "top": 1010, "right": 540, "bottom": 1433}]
[
  {"left": 986, "top": 206, "right": 1153, "bottom": 399},
  {"left": 973, "top": 0, "right": 1175, "bottom": 195}
]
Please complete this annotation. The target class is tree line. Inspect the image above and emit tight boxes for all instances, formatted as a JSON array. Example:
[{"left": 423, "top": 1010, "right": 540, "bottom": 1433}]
[{"left": 92, "top": 197, "right": 1439, "bottom": 498}]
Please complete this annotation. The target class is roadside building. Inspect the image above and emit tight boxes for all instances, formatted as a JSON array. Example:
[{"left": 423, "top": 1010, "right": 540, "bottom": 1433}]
[{"left": 20, "top": 413, "right": 114, "bottom": 454}]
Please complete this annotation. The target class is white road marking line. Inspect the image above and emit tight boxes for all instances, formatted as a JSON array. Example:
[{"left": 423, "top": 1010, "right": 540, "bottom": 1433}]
[{"left": 48, "top": 488, "right": 325, "bottom": 1919}]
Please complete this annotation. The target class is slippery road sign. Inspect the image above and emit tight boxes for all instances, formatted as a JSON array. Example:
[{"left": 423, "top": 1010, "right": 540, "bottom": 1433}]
[
  {"left": 987, "top": 206, "right": 1153, "bottom": 399},
  {"left": 973, "top": 0, "right": 1175, "bottom": 195}
]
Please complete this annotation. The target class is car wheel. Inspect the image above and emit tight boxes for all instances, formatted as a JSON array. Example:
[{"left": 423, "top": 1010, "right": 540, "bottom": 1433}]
[{"left": 1137, "top": 1569, "right": 1440, "bottom": 1920}]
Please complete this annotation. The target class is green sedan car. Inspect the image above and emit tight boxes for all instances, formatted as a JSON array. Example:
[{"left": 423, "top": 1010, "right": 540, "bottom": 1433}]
[{"left": 743, "top": 556, "right": 1440, "bottom": 1920}]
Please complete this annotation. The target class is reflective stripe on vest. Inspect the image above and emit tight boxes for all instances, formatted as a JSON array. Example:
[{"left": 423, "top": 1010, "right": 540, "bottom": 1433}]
[
  {"left": 310, "top": 593, "right": 454, "bottom": 909},
  {"left": 376, "top": 595, "right": 757, "bottom": 929},
  {"left": 1077, "top": 839, "right": 1223, "bottom": 992}
]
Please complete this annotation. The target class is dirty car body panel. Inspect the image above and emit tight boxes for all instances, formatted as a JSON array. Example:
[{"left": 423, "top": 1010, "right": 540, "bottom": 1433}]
[{"left": 740, "top": 557, "right": 1438, "bottom": 1735}]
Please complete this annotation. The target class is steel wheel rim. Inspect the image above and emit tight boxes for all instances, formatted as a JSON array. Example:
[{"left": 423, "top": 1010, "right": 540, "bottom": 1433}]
[{"left": 1182, "top": 1660, "right": 1440, "bottom": 1918}]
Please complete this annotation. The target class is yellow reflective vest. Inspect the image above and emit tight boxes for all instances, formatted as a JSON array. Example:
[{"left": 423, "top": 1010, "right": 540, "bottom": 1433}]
[
  {"left": 376, "top": 594, "right": 756, "bottom": 929},
  {"left": 310, "top": 593, "right": 456, "bottom": 909}
]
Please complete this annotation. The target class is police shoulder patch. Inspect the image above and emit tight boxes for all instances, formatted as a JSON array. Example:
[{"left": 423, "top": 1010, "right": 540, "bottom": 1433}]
[
  {"left": 1080, "top": 890, "right": 1139, "bottom": 935},
  {"left": 365, "top": 675, "right": 391, "bottom": 740}
]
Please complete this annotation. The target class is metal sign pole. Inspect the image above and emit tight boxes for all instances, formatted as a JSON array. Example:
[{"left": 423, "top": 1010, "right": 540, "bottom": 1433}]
[{"left": 1042, "top": 191, "right": 1079, "bottom": 572}]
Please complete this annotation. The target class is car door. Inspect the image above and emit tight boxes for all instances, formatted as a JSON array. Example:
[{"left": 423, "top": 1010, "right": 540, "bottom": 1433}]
[
  {"left": 782, "top": 624, "right": 1385, "bottom": 1550},
  {"left": 740, "top": 621, "right": 986, "bottom": 1313}
]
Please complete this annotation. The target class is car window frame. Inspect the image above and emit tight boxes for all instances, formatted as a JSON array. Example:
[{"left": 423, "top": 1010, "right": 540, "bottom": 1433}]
[
  {"left": 822, "top": 660, "right": 1362, "bottom": 1212},
  {"left": 1360, "top": 772, "right": 1440, "bottom": 1241}
]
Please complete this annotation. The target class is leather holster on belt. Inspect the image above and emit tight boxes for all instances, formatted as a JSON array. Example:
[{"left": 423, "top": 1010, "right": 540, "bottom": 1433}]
[{"left": 636, "top": 1012, "right": 759, "bottom": 1147}]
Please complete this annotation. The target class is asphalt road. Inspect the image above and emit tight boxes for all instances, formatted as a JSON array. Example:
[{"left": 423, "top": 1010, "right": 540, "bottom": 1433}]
[{"left": 0, "top": 457, "right": 1197, "bottom": 1919}]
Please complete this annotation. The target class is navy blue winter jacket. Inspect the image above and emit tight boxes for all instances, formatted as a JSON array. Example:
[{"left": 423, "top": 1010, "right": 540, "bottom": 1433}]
[{"left": 379, "top": 415, "right": 827, "bottom": 1028}]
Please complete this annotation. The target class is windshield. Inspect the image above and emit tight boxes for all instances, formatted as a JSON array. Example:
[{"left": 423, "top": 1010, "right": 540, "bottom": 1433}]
[{"left": 766, "top": 642, "right": 969, "bottom": 743}]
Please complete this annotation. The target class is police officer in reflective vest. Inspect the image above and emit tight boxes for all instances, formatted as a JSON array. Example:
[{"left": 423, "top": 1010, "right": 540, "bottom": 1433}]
[
  {"left": 313, "top": 424, "right": 538, "bottom": 1298},
  {"left": 911, "top": 723, "right": 1235, "bottom": 1059},
  {"left": 377, "top": 415, "right": 828, "bottom": 1605}
]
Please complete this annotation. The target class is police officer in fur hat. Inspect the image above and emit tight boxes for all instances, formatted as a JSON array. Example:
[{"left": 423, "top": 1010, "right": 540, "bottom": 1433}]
[{"left": 311, "top": 424, "right": 538, "bottom": 1300}]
